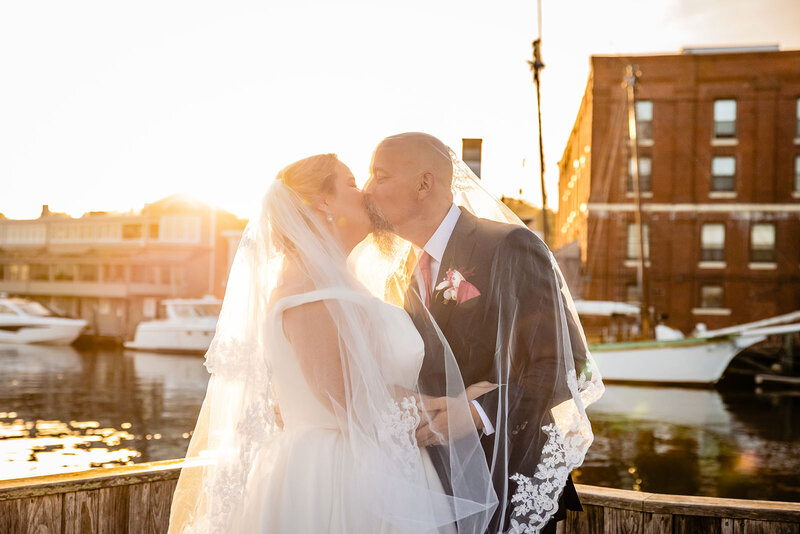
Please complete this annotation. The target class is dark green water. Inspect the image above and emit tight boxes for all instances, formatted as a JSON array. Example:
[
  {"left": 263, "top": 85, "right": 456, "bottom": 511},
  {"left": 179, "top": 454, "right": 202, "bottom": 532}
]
[{"left": 1, "top": 345, "right": 798, "bottom": 502}]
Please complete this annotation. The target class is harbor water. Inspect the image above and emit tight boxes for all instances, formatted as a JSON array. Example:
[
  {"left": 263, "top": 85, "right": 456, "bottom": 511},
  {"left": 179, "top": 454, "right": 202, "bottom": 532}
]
[{"left": 0, "top": 345, "right": 798, "bottom": 502}]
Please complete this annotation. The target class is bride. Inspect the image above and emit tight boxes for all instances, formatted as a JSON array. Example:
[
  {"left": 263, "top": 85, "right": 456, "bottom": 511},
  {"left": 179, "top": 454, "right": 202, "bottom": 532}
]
[{"left": 168, "top": 154, "right": 497, "bottom": 533}]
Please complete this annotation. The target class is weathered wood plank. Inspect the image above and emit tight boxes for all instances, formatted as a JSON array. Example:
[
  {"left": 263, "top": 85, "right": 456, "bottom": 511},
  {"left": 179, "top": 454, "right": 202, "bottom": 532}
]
[
  {"left": 0, "top": 495, "right": 62, "bottom": 534},
  {"left": 604, "top": 507, "right": 643, "bottom": 534},
  {"left": 98, "top": 484, "right": 130, "bottom": 534},
  {"left": 64, "top": 489, "right": 100, "bottom": 534},
  {"left": 565, "top": 504, "right": 604, "bottom": 534},
  {"left": 674, "top": 515, "right": 722, "bottom": 534},
  {"left": 576, "top": 484, "right": 651, "bottom": 512},
  {"left": 0, "top": 498, "right": 20, "bottom": 534},
  {"left": 0, "top": 459, "right": 183, "bottom": 502},
  {"left": 129, "top": 482, "right": 151, "bottom": 534},
  {"left": 643, "top": 512, "right": 672, "bottom": 534},
  {"left": 730, "top": 518, "right": 799, "bottom": 534},
  {"left": 722, "top": 517, "right": 734, "bottom": 534},
  {"left": 573, "top": 483, "right": 800, "bottom": 523},
  {"left": 129, "top": 479, "right": 177, "bottom": 534},
  {"left": 640, "top": 492, "right": 800, "bottom": 523}
]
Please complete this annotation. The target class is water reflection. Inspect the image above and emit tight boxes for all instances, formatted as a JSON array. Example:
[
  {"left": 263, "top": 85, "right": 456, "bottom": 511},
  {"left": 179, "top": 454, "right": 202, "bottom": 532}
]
[
  {"left": 579, "top": 385, "right": 800, "bottom": 502},
  {"left": 0, "top": 345, "right": 208, "bottom": 480},
  {"left": 1, "top": 346, "right": 799, "bottom": 502}
]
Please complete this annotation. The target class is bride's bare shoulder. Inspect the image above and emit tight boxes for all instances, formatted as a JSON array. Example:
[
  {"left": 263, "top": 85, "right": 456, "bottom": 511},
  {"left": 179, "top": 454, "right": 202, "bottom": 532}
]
[{"left": 266, "top": 263, "right": 312, "bottom": 309}]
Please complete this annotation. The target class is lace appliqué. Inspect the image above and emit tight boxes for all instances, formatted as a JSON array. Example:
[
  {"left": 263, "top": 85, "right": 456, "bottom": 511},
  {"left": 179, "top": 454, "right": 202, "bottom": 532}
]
[
  {"left": 377, "top": 396, "right": 421, "bottom": 476},
  {"left": 508, "top": 367, "right": 602, "bottom": 534}
]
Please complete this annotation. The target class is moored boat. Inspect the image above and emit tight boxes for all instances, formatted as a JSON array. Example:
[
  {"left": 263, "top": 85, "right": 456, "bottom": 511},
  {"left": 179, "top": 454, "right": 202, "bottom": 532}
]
[
  {"left": 588, "top": 333, "right": 767, "bottom": 385},
  {"left": 123, "top": 297, "right": 221, "bottom": 354},
  {"left": 0, "top": 297, "right": 87, "bottom": 345}
]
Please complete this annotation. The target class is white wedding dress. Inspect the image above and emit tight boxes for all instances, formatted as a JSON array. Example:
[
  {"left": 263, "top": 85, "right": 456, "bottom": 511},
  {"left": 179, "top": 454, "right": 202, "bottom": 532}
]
[{"left": 236, "top": 287, "right": 454, "bottom": 534}]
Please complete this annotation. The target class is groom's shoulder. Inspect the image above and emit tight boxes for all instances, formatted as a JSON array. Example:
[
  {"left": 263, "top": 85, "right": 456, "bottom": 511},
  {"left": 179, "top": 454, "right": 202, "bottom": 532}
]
[
  {"left": 471, "top": 215, "right": 517, "bottom": 242},
  {"left": 473, "top": 217, "right": 546, "bottom": 250}
]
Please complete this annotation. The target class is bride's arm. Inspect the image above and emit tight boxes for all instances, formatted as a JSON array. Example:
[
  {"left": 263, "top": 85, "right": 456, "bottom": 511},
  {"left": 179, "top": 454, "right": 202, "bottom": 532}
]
[{"left": 282, "top": 300, "right": 348, "bottom": 413}]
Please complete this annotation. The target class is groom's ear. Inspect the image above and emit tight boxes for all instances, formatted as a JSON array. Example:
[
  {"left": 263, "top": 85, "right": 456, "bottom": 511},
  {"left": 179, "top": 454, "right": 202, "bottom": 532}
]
[{"left": 417, "top": 171, "right": 434, "bottom": 198}]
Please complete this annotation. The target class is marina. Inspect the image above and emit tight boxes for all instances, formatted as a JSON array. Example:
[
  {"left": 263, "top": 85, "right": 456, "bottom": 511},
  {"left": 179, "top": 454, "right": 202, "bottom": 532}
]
[{"left": 1, "top": 345, "right": 798, "bottom": 503}]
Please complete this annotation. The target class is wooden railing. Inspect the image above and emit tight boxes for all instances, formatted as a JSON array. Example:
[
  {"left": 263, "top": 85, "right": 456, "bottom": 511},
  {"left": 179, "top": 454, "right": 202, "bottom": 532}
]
[{"left": 1, "top": 460, "right": 799, "bottom": 533}]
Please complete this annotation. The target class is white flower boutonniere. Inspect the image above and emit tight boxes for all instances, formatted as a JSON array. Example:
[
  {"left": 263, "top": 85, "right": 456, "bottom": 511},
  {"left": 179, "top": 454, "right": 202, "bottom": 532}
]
[{"left": 435, "top": 269, "right": 481, "bottom": 305}]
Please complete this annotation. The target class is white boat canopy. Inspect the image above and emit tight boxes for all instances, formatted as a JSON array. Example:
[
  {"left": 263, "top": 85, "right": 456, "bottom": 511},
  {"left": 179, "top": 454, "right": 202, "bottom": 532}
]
[{"left": 573, "top": 300, "right": 640, "bottom": 317}]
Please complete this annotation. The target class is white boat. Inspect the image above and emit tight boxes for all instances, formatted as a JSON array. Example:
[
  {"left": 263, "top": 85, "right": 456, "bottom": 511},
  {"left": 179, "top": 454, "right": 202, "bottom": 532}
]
[
  {"left": 589, "top": 334, "right": 766, "bottom": 385},
  {"left": 124, "top": 297, "right": 221, "bottom": 354},
  {"left": 0, "top": 297, "right": 87, "bottom": 345},
  {"left": 575, "top": 300, "right": 800, "bottom": 386}
]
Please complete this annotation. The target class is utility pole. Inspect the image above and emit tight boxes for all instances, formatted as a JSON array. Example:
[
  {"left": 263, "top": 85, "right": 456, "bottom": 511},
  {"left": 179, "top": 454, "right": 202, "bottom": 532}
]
[
  {"left": 529, "top": 36, "right": 549, "bottom": 246},
  {"left": 208, "top": 206, "right": 216, "bottom": 297},
  {"left": 623, "top": 64, "right": 652, "bottom": 339}
]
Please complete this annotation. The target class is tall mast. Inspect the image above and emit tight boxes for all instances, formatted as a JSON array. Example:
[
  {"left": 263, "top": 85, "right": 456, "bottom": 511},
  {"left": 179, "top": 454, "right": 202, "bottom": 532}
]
[
  {"left": 623, "top": 64, "right": 651, "bottom": 338},
  {"left": 529, "top": 0, "right": 549, "bottom": 245}
]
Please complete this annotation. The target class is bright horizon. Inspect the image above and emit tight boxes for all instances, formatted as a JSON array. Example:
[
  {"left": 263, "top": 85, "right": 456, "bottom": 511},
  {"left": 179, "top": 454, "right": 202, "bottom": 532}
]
[{"left": 2, "top": 0, "right": 799, "bottom": 220}]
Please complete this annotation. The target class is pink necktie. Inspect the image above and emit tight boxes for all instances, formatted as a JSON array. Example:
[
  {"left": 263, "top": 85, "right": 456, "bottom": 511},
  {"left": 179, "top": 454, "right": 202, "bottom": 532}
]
[{"left": 419, "top": 251, "right": 433, "bottom": 308}]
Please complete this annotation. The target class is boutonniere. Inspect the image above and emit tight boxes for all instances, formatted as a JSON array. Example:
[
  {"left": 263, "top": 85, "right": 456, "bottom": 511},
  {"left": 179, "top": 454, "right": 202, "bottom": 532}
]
[{"left": 435, "top": 269, "right": 480, "bottom": 305}]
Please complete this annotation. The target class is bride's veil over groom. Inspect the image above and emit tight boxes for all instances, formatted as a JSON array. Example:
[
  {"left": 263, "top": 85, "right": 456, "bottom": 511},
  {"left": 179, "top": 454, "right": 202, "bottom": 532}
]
[
  {"left": 355, "top": 142, "right": 605, "bottom": 533},
  {"left": 168, "top": 166, "right": 497, "bottom": 533}
]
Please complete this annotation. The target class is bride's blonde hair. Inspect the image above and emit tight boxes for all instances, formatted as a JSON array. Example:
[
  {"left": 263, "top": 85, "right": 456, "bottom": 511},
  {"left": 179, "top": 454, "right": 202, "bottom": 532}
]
[
  {"left": 276, "top": 153, "right": 339, "bottom": 202},
  {"left": 271, "top": 153, "right": 340, "bottom": 255}
]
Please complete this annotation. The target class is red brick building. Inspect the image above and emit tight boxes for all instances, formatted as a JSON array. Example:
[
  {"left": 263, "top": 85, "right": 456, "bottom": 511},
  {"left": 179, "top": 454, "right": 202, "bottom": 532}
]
[{"left": 556, "top": 46, "right": 800, "bottom": 335}]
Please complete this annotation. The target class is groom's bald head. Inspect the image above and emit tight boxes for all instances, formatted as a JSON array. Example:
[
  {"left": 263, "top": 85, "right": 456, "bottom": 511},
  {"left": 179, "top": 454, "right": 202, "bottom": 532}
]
[
  {"left": 374, "top": 132, "right": 454, "bottom": 192},
  {"left": 365, "top": 132, "right": 456, "bottom": 247}
]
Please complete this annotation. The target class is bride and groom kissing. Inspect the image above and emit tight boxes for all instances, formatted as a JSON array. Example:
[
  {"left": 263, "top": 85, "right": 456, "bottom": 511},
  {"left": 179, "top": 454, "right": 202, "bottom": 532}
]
[{"left": 168, "top": 132, "right": 604, "bottom": 534}]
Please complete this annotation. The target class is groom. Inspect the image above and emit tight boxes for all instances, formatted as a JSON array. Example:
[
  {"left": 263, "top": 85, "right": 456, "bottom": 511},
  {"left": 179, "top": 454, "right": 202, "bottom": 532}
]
[{"left": 364, "top": 132, "right": 584, "bottom": 533}]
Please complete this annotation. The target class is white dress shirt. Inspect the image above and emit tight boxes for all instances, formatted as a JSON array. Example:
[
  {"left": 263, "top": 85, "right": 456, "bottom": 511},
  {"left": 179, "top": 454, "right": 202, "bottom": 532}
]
[{"left": 414, "top": 204, "right": 495, "bottom": 435}]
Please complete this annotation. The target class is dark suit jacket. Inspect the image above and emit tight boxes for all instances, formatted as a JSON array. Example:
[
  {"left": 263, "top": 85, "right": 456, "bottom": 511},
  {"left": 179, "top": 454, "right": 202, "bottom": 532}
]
[{"left": 404, "top": 207, "right": 584, "bottom": 532}]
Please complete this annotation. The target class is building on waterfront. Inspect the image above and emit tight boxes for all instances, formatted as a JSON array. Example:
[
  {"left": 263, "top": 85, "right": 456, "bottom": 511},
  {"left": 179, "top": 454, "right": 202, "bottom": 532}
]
[
  {"left": 556, "top": 46, "right": 800, "bottom": 335},
  {"left": 0, "top": 195, "right": 246, "bottom": 340}
]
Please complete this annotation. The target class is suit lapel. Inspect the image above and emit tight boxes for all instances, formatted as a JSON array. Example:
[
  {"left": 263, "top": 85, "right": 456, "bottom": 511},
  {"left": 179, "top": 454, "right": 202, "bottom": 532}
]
[{"left": 429, "top": 207, "right": 479, "bottom": 331}]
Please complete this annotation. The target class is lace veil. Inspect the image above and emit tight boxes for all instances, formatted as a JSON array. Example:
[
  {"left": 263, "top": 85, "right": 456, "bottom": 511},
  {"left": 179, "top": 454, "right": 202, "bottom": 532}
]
[{"left": 168, "top": 162, "right": 497, "bottom": 533}]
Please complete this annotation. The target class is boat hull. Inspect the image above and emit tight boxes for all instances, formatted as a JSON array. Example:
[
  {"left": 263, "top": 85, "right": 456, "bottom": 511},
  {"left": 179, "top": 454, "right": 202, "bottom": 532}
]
[
  {"left": 124, "top": 321, "right": 216, "bottom": 354},
  {"left": 589, "top": 335, "right": 766, "bottom": 385},
  {"left": 0, "top": 318, "right": 87, "bottom": 345}
]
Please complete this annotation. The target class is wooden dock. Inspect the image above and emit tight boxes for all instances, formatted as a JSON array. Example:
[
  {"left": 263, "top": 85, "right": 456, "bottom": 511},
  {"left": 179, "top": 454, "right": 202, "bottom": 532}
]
[{"left": 1, "top": 460, "right": 799, "bottom": 533}]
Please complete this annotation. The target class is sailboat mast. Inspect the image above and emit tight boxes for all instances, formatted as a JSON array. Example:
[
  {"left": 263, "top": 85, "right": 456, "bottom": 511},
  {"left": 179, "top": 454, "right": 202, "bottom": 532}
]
[
  {"left": 623, "top": 64, "right": 651, "bottom": 338},
  {"left": 530, "top": 0, "right": 548, "bottom": 244}
]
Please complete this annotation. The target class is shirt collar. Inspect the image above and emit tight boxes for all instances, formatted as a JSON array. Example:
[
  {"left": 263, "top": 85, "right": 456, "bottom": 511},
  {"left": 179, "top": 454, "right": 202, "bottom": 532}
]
[{"left": 418, "top": 204, "right": 461, "bottom": 263}]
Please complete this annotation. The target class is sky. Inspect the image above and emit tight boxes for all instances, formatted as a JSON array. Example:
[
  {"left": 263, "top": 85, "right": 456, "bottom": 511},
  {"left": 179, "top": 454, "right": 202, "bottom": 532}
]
[{"left": 2, "top": 0, "right": 799, "bottom": 220}]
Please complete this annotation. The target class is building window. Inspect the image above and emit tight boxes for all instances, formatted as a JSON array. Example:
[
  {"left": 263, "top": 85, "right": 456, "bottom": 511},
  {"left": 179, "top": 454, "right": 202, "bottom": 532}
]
[
  {"left": 796, "top": 98, "right": 800, "bottom": 138},
  {"left": 713, "top": 99, "right": 736, "bottom": 139},
  {"left": 149, "top": 223, "right": 159, "bottom": 239},
  {"left": 795, "top": 155, "right": 800, "bottom": 193},
  {"left": 626, "top": 223, "right": 650, "bottom": 260},
  {"left": 701, "top": 224, "right": 725, "bottom": 262},
  {"left": 159, "top": 215, "right": 202, "bottom": 243},
  {"left": 102, "top": 264, "right": 126, "bottom": 283},
  {"left": 78, "top": 264, "right": 98, "bottom": 282},
  {"left": 122, "top": 224, "right": 143, "bottom": 240},
  {"left": 636, "top": 101, "right": 653, "bottom": 142},
  {"left": 131, "top": 265, "right": 155, "bottom": 284},
  {"left": 626, "top": 283, "right": 640, "bottom": 304},
  {"left": 9, "top": 264, "right": 30, "bottom": 281},
  {"left": 700, "top": 285, "right": 724, "bottom": 308},
  {"left": 627, "top": 157, "right": 652, "bottom": 193},
  {"left": 711, "top": 157, "right": 736, "bottom": 192},
  {"left": 53, "top": 264, "right": 74, "bottom": 281},
  {"left": 29, "top": 264, "right": 49, "bottom": 281},
  {"left": 750, "top": 224, "right": 776, "bottom": 263}
]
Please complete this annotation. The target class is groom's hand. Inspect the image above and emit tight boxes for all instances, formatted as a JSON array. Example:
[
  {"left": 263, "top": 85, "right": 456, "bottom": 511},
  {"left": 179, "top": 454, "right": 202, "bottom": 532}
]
[{"left": 415, "top": 397, "right": 483, "bottom": 447}]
